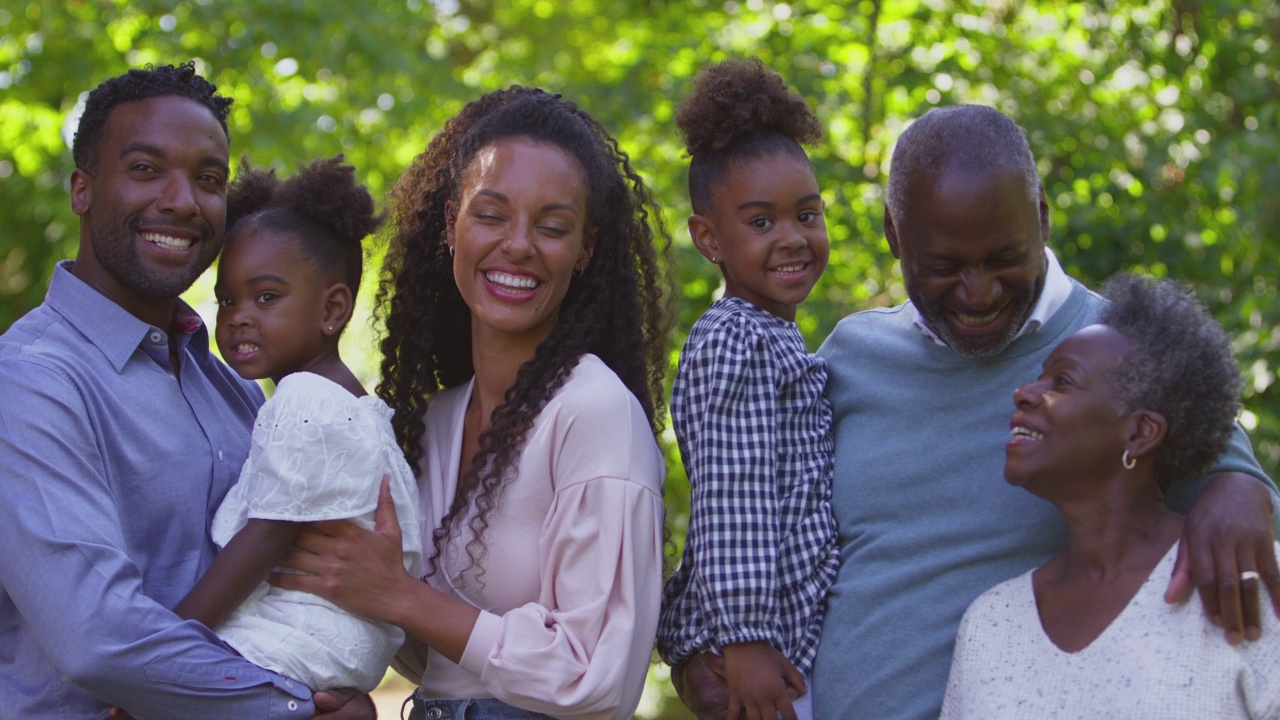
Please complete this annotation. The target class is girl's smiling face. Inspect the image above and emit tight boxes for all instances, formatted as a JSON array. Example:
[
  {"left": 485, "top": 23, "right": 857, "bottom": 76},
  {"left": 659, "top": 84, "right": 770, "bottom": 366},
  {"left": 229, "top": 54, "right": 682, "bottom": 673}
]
[
  {"left": 213, "top": 229, "right": 338, "bottom": 383},
  {"left": 447, "top": 137, "right": 593, "bottom": 352},
  {"left": 690, "top": 150, "right": 828, "bottom": 322}
]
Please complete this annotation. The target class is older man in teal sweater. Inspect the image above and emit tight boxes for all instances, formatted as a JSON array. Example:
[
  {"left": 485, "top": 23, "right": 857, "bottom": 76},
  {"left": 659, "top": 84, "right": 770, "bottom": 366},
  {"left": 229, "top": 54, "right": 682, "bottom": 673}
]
[
  {"left": 672, "top": 104, "right": 1278, "bottom": 720},
  {"left": 809, "top": 105, "right": 1277, "bottom": 720}
]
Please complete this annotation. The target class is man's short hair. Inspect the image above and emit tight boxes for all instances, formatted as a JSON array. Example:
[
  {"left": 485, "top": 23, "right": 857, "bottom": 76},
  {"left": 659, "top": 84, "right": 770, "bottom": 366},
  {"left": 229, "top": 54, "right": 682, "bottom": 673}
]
[
  {"left": 886, "top": 105, "right": 1040, "bottom": 228},
  {"left": 72, "top": 62, "right": 232, "bottom": 174}
]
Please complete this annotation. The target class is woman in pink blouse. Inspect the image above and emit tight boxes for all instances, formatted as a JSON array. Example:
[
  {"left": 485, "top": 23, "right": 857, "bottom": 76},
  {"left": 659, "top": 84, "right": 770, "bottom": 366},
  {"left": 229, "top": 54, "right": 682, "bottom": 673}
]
[{"left": 274, "top": 87, "right": 673, "bottom": 719}]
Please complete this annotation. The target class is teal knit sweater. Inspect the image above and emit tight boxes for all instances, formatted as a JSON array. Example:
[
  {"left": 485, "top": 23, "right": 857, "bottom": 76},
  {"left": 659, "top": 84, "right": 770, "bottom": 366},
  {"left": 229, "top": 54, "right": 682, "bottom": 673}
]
[{"left": 812, "top": 279, "right": 1272, "bottom": 720}]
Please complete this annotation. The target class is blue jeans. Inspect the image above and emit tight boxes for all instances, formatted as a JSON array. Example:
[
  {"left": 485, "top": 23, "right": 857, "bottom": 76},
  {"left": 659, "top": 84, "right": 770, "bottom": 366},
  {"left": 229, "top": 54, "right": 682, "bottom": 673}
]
[{"left": 402, "top": 694, "right": 557, "bottom": 720}]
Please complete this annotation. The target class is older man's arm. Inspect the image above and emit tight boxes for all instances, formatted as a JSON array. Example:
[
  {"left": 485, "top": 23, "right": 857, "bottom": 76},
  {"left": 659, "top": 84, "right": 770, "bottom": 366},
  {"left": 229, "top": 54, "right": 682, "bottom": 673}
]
[{"left": 1165, "top": 422, "right": 1280, "bottom": 643}]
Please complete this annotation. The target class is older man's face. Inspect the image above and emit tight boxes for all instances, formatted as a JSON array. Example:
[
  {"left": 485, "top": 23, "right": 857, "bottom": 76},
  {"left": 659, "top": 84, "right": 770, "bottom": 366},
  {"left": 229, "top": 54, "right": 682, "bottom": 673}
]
[{"left": 889, "top": 166, "right": 1047, "bottom": 357}]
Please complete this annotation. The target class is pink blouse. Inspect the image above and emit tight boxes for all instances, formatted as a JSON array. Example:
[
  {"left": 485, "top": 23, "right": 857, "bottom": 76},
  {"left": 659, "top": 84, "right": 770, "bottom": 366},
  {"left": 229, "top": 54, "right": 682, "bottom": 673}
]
[{"left": 396, "top": 354, "right": 666, "bottom": 720}]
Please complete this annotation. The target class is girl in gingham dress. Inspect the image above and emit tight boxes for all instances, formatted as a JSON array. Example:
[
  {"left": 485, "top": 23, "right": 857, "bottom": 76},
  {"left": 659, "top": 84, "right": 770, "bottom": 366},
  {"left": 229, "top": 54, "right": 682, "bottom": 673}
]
[{"left": 657, "top": 57, "right": 840, "bottom": 720}]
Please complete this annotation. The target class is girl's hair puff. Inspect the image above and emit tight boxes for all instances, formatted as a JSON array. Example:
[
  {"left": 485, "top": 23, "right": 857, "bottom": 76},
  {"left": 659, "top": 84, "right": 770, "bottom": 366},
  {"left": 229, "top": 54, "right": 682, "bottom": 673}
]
[
  {"left": 226, "top": 155, "right": 382, "bottom": 302},
  {"left": 677, "top": 57, "right": 822, "bottom": 214},
  {"left": 376, "top": 86, "right": 674, "bottom": 578}
]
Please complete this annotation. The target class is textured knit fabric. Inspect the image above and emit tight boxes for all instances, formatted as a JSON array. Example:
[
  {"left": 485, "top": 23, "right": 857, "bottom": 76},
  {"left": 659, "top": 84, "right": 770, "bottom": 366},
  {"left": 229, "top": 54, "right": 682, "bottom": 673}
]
[
  {"left": 940, "top": 543, "right": 1280, "bottom": 719},
  {"left": 212, "top": 371, "right": 424, "bottom": 691},
  {"left": 657, "top": 297, "right": 839, "bottom": 678},
  {"left": 812, "top": 278, "right": 1275, "bottom": 720},
  {"left": 0, "top": 262, "right": 313, "bottom": 719},
  {"left": 394, "top": 354, "right": 665, "bottom": 720}
]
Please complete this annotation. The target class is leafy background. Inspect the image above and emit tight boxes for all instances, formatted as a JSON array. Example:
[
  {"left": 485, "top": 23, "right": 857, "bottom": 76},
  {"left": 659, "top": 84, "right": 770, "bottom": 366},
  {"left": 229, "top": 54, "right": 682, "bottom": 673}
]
[{"left": 3, "top": 1, "right": 1277, "bottom": 716}]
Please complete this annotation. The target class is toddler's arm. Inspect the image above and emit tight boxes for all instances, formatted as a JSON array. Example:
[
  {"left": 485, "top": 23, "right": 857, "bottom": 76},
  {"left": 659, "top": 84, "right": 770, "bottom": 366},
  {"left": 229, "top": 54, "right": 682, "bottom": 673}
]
[{"left": 173, "top": 519, "right": 301, "bottom": 629}]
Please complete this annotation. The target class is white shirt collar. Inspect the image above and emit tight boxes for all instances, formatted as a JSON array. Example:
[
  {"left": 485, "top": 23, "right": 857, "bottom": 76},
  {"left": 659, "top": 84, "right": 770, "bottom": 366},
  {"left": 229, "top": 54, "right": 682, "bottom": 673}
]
[{"left": 911, "top": 247, "right": 1072, "bottom": 347}]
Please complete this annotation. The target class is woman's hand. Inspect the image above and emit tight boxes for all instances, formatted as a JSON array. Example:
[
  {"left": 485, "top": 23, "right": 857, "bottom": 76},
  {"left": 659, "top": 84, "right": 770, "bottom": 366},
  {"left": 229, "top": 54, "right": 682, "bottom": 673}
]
[
  {"left": 1165, "top": 471, "right": 1280, "bottom": 643},
  {"left": 270, "top": 476, "right": 415, "bottom": 625},
  {"left": 723, "top": 642, "right": 805, "bottom": 720}
]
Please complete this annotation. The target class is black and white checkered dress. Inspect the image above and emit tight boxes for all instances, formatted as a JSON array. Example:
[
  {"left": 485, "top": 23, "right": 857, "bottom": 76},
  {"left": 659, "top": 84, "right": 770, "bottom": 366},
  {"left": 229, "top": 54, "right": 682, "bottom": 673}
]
[{"left": 657, "top": 297, "right": 840, "bottom": 678}]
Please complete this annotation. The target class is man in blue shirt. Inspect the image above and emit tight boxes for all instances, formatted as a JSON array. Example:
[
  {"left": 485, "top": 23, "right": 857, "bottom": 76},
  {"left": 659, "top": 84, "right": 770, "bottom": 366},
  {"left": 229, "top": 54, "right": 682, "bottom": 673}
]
[{"left": 0, "top": 63, "right": 372, "bottom": 719}]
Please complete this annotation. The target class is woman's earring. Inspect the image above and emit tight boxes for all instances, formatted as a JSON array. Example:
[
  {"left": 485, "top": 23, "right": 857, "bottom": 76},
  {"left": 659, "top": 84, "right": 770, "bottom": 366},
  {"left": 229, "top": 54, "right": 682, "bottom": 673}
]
[
  {"left": 448, "top": 244, "right": 455, "bottom": 258},
  {"left": 1121, "top": 450, "right": 1136, "bottom": 470}
]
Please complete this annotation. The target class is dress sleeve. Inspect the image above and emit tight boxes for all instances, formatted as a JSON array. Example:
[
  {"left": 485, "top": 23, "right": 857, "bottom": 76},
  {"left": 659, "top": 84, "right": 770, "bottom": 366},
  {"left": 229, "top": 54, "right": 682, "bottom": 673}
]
[
  {"left": 456, "top": 374, "right": 665, "bottom": 720},
  {"left": 679, "top": 317, "right": 782, "bottom": 648},
  {"left": 0, "top": 360, "right": 311, "bottom": 717},
  {"left": 239, "top": 375, "right": 382, "bottom": 523}
]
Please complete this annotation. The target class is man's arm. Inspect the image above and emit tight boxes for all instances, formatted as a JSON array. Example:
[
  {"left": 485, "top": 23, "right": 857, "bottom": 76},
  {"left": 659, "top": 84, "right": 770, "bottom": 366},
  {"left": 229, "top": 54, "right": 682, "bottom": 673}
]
[
  {"left": 1165, "top": 423, "right": 1280, "bottom": 642},
  {"left": 0, "top": 360, "right": 312, "bottom": 718}
]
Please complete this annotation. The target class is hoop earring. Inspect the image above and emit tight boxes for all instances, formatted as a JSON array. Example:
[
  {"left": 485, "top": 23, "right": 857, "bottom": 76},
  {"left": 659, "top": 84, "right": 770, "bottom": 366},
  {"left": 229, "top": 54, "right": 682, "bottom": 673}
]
[
  {"left": 1122, "top": 450, "right": 1136, "bottom": 470},
  {"left": 448, "top": 244, "right": 455, "bottom": 258}
]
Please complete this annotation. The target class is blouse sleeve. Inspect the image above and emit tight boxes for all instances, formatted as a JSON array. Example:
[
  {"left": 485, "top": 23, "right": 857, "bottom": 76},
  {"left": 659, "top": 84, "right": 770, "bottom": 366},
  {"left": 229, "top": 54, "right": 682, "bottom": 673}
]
[
  {"left": 678, "top": 316, "right": 782, "bottom": 648},
  {"left": 456, "top": 371, "right": 666, "bottom": 720},
  {"left": 239, "top": 374, "right": 382, "bottom": 522}
]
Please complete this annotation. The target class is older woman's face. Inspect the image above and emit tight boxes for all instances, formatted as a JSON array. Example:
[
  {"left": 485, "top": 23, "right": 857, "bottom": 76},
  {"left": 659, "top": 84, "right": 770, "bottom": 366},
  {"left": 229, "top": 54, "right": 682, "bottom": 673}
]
[{"left": 1005, "top": 324, "right": 1135, "bottom": 497}]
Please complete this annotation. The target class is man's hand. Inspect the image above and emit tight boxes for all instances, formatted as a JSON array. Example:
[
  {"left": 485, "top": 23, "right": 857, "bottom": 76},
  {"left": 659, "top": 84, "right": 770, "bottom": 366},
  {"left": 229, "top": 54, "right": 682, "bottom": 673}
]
[
  {"left": 1166, "top": 472, "right": 1280, "bottom": 643},
  {"left": 723, "top": 642, "right": 805, "bottom": 720},
  {"left": 312, "top": 688, "right": 375, "bottom": 719},
  {"left": 671, "top": 652, "right": 730, "bottom": 720}
]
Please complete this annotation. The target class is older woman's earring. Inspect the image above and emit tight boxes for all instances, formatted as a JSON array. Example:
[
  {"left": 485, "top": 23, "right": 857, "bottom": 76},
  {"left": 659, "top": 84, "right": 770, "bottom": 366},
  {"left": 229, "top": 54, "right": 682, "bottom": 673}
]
[{"left": 1122, "top": 450, "right": 1136, "bottom": 470}]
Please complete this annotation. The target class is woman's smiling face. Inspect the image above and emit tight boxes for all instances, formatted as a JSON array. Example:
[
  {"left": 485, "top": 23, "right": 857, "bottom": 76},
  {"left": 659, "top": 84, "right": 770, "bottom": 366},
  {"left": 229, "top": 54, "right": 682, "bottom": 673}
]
[
  {"left": 1005, "top": 324, "right": 1135, "bottom": 497},
  {"left": 448, "top": 137, "right": 593, "bottom": 352}
]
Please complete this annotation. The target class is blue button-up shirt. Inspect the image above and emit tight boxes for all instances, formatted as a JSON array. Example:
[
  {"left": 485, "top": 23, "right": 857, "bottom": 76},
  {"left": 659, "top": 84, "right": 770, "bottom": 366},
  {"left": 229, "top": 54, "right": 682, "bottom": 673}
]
[{"left": 0, "top": 262, "right": 314, "bottom": 718}]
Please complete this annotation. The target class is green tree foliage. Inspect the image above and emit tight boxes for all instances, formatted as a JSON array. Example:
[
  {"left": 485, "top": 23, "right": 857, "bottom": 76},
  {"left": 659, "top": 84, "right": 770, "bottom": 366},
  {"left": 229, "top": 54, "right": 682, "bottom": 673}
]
[{"left": 3, "top": 2, "right": 1277, "bottom": 714}]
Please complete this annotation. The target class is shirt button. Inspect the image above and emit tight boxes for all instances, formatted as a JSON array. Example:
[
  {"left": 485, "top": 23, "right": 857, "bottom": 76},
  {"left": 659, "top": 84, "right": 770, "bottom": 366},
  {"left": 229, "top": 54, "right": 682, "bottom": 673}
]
[
  {"left": 287, "top": 700, "right": 298, "bottom": 711},
  {"left": 218, "top": 450, "right": 224, "bottom": 461},
  {"left": 149, "top": 331, "right": 163, "bottom": 344}
]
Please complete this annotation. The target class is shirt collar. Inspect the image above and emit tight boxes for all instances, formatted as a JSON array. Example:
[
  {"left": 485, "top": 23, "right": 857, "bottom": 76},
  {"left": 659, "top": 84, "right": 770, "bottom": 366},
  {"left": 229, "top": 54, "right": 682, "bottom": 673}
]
[
  {"left": 911, "top": 247, "right": 1072, "bottom": 347},
  {"left": 45, "top": 260, "right": 209, "bottom": 374}
]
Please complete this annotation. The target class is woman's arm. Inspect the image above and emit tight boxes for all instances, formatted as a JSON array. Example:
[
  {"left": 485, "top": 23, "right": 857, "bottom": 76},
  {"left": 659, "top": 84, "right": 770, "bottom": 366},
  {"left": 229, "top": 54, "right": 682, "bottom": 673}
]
[
  {"left": 268, "top": 478, "right": 481, "bottom": 664},
  {"left": 173, "top": 519, "right": 301, "bottom": 629}
]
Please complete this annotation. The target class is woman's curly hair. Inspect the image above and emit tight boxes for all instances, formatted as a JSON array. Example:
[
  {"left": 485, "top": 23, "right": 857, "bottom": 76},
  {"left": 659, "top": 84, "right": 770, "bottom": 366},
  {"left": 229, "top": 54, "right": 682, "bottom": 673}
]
[
  {"left": 376, "top": 87, "right": 674, "bottom": 577},
  {"left": 1100, "top": 273, "right": 1243, "bottom": 489},
  {"left": 677, "top": 56, "right": 822, "bottom": 215},
  {"left": 225, "top": 154, "right": 382, "bottom": 308}
]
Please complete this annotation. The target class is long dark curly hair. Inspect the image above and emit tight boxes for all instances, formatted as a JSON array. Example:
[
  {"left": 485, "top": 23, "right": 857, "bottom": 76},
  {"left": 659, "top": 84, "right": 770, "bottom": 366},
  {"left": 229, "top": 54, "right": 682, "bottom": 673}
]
[{"left": 376, "top": 87, "right": 674, "bottom": 576}]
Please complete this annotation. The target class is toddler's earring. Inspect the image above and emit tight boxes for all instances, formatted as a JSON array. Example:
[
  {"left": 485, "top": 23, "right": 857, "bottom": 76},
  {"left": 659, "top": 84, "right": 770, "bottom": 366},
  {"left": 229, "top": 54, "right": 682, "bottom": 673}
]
[{"left": 1121, "top": 449, "right": 1136, "bottom": 470}]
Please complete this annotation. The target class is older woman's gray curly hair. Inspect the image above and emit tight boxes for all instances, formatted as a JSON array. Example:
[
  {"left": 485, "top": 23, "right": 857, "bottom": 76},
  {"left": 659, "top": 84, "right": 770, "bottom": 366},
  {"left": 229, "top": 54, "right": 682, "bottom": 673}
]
[{"left": 1099, "top": 273, "right": 1243, "bottom": 489}]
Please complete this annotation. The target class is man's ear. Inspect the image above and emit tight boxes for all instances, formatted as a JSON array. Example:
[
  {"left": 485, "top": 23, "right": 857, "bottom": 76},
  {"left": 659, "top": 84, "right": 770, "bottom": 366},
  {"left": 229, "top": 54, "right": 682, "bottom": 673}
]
[
  {"left": 70, "top": 168, "right": 93, "bottom": 217},
  {"left": 1037, "top": 181, "right": 1051, "bottom": 241},
  {"left": 321, "top": 283, "right": 354, "bottom": 337},
  {"left": 885, "top": 210, "right": 902, "bottom": 260},
  {"left": 688, "top": 214, "right": 720, "bottom": 264}
]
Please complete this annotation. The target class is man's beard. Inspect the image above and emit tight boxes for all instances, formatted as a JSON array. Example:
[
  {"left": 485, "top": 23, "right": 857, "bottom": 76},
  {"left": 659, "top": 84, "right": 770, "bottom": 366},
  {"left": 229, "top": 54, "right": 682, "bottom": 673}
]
[{"left": 915, "top": 272, "right": 1045, "bottom": 358}]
